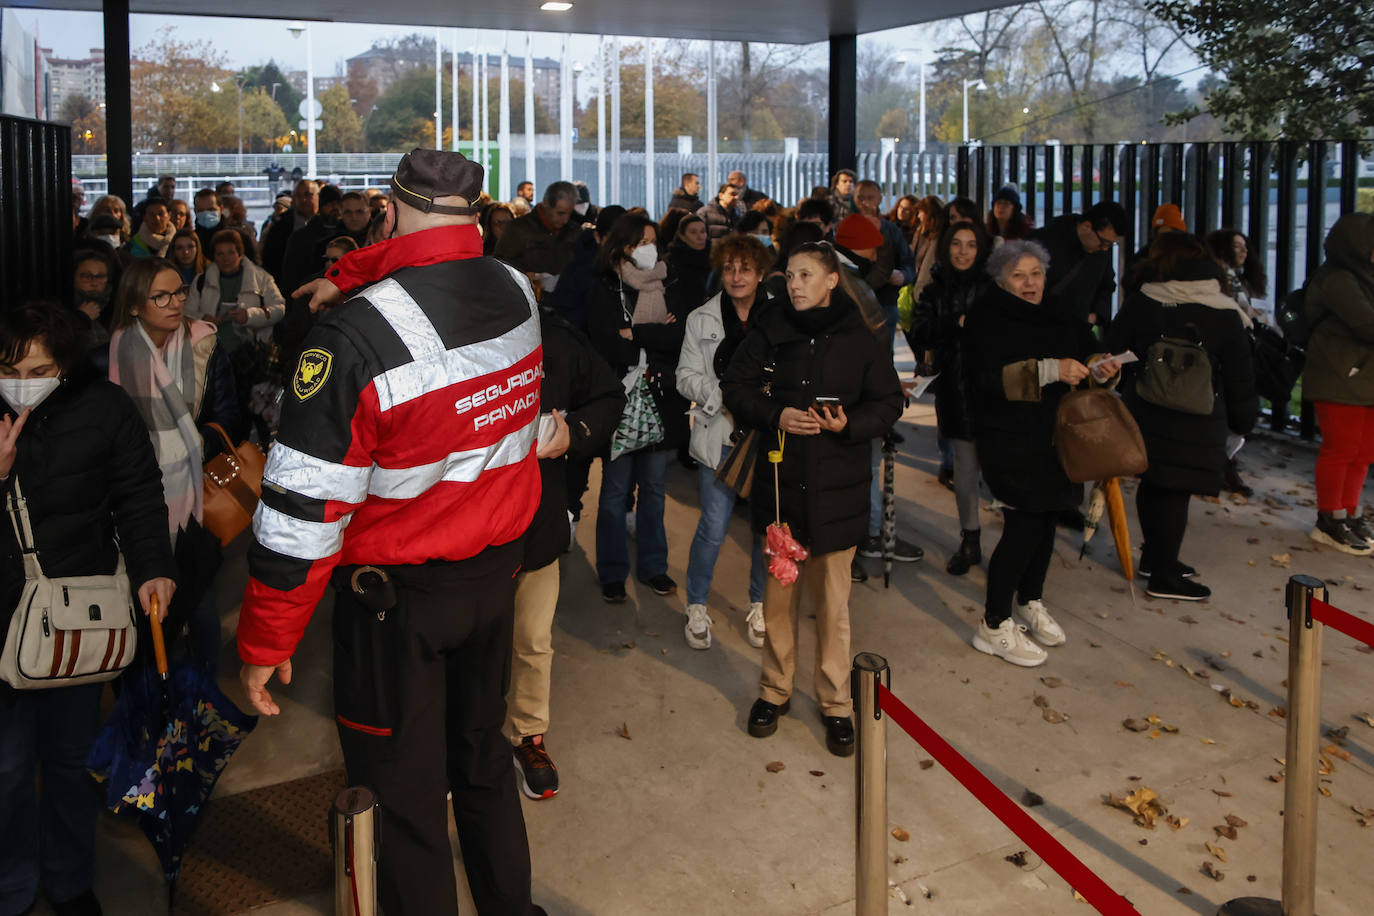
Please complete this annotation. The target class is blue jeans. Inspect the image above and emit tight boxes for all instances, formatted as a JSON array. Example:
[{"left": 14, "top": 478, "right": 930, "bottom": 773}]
[
  {"left": 0, "top": 683, "right": 104, "bottom": 914},
  {"left": 686, "top": 445, "right": 767, "bottom": 606},
  {"left": 596, "top": 449, "right": 669, "bottom": 584}
]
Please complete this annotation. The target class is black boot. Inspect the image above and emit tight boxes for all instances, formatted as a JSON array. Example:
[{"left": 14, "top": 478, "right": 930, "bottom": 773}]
[
  {"left": 1223, "top": 458, "right": 1253, "bottom": 497},
  {"left": 945, "top": 529, "right": 982, "bottom": 576}
]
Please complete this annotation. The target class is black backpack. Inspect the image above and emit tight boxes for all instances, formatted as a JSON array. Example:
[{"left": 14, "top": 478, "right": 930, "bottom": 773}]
[{"left": 1276, "top": 282, "right": 1322, "bottom": 346}]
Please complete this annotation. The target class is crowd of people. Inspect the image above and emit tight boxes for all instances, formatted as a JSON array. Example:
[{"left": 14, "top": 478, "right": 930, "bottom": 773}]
[{"left": 3, "top": 152, "right": 1372, "bottom": 915}]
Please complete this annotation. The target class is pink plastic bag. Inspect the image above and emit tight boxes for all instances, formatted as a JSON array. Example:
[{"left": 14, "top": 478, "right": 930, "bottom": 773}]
[{"left": 765, "top": 522, "right": 809, "bottom": 586}]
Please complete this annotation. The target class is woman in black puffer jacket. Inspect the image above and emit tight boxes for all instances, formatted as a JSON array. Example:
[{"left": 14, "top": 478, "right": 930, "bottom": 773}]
[
  {"left": 722, "top": 241, "right": 902, "bottom": 758},
  {"left": 907, "top": 220, "right": 993, "bottom": 575},
  {"left": 1106, "top": 233, "right": 1258, "bottom": 600},
  {"left": 0, "top": 303, "right": 176, "bottom": 916},
  {"left": 966, "top": 240, "right": 1117, "bottom": 669}
]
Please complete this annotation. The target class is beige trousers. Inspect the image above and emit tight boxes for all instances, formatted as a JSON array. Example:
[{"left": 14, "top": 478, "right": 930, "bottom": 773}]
[
  {"left": 759, "top": 547, "right": 856, "bottom": 717},
  {"left": 505, "top": 559, "right": 560, "bottom": 744}
]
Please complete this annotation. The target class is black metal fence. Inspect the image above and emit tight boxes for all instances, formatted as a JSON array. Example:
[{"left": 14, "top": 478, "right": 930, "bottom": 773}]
[
  {"left": 1, "top": 115, "right": 73, "bottom": 306},
  {"left": 957, "top": 140, "right": 1368, "bottom": 439}
]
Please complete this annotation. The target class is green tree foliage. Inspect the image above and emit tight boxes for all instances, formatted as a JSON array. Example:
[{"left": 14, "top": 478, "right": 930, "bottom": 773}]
[
  {"left": 318, "top": 84, "right": 363, "bottom": 152},
  {"left": 59, "top": 94, "right": 105, "bottom": 153},
  {"left": 365, "top": 66, "right": 554, "bottom": 152},
  {"left": 239, "top": 88, "right": 290, "bottom": 152},
  {"left": 240, "top": 61, "right": 303, "bottom": 128},
  {"left": 578, "top": 42, "right": 706, "bottom": 143},
  {"left": 131, "top": 28, "right": 231, "bottom": 152},
  {"left": 1146, "top": 0, "right": 1372, "bottom": 139}
]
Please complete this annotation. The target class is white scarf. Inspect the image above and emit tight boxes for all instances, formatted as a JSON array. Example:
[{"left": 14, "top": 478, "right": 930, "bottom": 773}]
[{"left": 1140, "top": 279, "right": 1253, "bottom": 330}]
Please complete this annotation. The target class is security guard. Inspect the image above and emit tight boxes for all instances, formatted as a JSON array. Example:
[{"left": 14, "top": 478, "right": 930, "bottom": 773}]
[{"left": 236, "top": 149, "right": 547, "bottom": 915}]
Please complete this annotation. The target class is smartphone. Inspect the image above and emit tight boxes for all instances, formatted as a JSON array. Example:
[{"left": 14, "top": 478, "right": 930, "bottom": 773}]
[{"left": 812, "top": 396, "right": 841, "bottom": 414}]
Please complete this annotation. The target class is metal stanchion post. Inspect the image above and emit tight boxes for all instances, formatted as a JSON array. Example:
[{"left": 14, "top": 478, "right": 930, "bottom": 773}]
[
  {"left": 853, "top": 652, "right": 890, "bottom": 916},
  {"left": 332, "top": 786, "right": 379, "bottom": 916},
  {"left": 1218, "top": 574, "right": 1325, "bottom": 916}
]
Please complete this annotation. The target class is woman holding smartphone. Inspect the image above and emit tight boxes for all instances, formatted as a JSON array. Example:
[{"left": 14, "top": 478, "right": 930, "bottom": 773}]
[{"left": 722, "top": 241, "right": 902, "bottom": 757}]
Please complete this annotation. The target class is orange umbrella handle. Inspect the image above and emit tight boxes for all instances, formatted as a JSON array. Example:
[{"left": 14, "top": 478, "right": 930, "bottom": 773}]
[
  {"left": 148, "top": 594, "right": 169, "bottom": 680},
  {"left": 1104, "top": 477, "right": 1134, "bottom": 580}
]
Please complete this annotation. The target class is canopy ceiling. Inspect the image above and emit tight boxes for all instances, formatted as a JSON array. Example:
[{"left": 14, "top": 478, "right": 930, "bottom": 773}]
[{"left": 8, "top": 0, "right": 1016, "bottom": 44}]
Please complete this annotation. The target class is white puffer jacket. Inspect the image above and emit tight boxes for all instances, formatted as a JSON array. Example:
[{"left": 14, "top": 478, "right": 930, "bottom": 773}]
[
  {"left": 677, "top": 291, "right": 772, "bottom": 468},
  {"left": 186, "top": 259, "right": 286, "bottom": 344}
]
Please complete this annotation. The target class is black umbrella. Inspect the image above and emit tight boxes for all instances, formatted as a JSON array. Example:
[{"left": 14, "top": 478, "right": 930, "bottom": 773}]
[{"left": 882, "top": 433, "right": 897, "bottom": 587}]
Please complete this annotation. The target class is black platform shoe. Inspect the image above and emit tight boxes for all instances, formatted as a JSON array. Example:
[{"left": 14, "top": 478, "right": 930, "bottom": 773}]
[
  {"left": 748, "top": 698, "right": 790, "bottom": 737},
  {"left": 823, "top": 715, "right": 855, "bottom": 757},
  {"left": 945, "top": 529, "right": 982, "bottom": 576}
]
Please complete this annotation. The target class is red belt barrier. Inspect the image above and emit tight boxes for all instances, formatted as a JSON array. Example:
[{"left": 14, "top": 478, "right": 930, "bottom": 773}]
[
  {"left": 877, "top": 683, "right": 1141, "bottom": 916},
  {"left": 1310, "top": 597, "right": 1374, "bottom": 649}
]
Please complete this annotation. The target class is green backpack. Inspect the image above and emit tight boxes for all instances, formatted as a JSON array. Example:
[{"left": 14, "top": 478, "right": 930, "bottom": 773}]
[{"left": 1135, "top": 330, "right": 1215, "bottom": 417}]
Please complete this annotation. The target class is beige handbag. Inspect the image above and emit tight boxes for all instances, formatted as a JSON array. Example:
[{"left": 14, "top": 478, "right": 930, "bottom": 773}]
[{"left": 0, "top": 479, "right": 138, "bottom": 689}]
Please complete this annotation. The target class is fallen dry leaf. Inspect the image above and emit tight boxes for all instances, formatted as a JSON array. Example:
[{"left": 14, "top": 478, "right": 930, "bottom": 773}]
[
  {"left": 1201, "top": 738, "right": 1217, "bottom": 745},
  {"left": 1268, "top": 774, "right": 1285, "bottom": 783},
  {"left": 1149, "top": 729, "right": 1163, "bottom": 739},
  {"left": 1246, "top": 537, "right": 1261, "bottom": 545},
  {"left": 618, "top": 723, "right": 632, "bottom": 740},
  {"left": 919, "top": 759, "right": 935, "bottom": 770},
  {"left": 1206, "top": 841, "right": 1228, "bottom": 863},
  {"left": 1166, "top": 814, "right": 1189, "bottom": 830},
  {"left": 1107, "top": 787, "right": 1166, "bottom": 829},
  {"left": 1271, "top": 552, "right": 1292, "bottom": 568},
  {"left": 809, "top": 770, "right": 825, "bottom": 777},
  {"left": 765, "top": 760, "right": 785, "bottom": 773},
  {"left": 1214, "top": 824, "right": 1238, "bottom": 840},
  {"left": 1022, "top": 789, "right": 1045, "bottom": 807},
  {"left": 1270, "top": 707, "right": 1288, "bottom": 719},
  {"left": 1354, "top": 806, "right": 1374, "bottom": 818},
  {"left": 1115, "top": 680, "right": 1134, "bottom": 688},
  {"left": 1356, "top": 712, "right": 1374, "bottom": 728},
  {"left": 1319, "top": 786, "right": 1332, "bottom": 798},
  {"left": 1040, "top": 676, "right": 1064, "bottom": 688},
  {"left": 1326, "top": 726, "right": 1350, "bottom": 745},
  {"left": 1033, "top": 694, "right": 1050, "bottom": 708},
  {"left": 1123, "top": 718, "right": 1151, "bottom": 732},
  {"left": 1325, "top": 744, "right": 1353, "bottom": 762},
  {"left": 1212, "top": 790, "right": 1234, "bottom": 798},
  {"left": 1225, "top": 814, "right": 1248, "bottom": 828},
  {"left": 1042, "top": 707, "right": 1069, "bottom": 724},
  {"left": 1202, "top": 861, "right": 1225, "bottom": 881},
  {"left": 892, "top": 827, "right": 910, "bottom": 842},
  {"left": 1004, "top": 850, "right": 1029, "bottom": 867}
]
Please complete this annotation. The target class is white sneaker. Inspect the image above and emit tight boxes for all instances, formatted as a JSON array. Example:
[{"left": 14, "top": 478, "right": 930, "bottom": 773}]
[
  {"left": 1016, "top": 599, "right": 1066, "bottom": 647},
  {"left": 625, "top": 510, "right": 637, "bottom": 538},
  {"left": 568, "top": 511, "right": 578, "bottom": 544},
  {"left": 745, "top": 602, "right": 766, "bottom": 649},
  {"left": 971, "top": 618, "right": 1048, "bottom": 667},
  {"left": 685, "top": 604, "right": 712, "bottom": 649}
]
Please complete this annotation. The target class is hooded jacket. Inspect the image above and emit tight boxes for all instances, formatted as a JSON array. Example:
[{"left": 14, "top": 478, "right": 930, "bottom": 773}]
[
  {"left": 1302, "top": 213, "right": 1374, "bottom": 405},
  {"left": 906, "top": 259, "right": 992, "bottom": 441}
]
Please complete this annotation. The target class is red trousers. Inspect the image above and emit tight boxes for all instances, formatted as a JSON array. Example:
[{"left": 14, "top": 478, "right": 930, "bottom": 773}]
[{"left": 1314, "top": 401, "right": 1374, "bottom": 513}]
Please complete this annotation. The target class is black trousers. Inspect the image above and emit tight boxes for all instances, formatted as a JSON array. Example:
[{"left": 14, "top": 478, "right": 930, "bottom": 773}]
[
  {"left": 985, "top": 508, "right": 1057, "bottom": 627},
  {"left": 332, "top": 541, "right": 537, "bottom": 916},
  {"left": 1136, "top": 479, "right": 1192, "bottom": 579}
]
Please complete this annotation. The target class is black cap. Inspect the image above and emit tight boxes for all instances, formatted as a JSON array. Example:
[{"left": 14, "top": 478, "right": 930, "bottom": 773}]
[
  {"left": 318, "top": 184, "right": 343, "bottom": 207},
  {"left": 390, "top": 148, "right": 484, "bottom": 216}
]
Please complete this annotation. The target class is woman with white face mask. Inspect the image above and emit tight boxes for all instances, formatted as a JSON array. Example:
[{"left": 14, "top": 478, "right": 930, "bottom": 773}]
[
  {"left": 586, "top": 213, "right": 690, "bottom": 604},
  {"left": 0, "top": 302, "right": 177, "bottom": 916}
]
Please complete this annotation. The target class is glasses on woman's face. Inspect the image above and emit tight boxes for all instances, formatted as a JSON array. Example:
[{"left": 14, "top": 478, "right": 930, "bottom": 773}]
[{"left": 147, "top": 286, "right": 190, "bottom": 309}]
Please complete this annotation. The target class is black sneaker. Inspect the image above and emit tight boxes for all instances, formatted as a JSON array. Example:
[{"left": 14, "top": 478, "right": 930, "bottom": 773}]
[
  {"left": 1309, "top": 513, "right": 1374, "bottom": 556},
  {"left": 601, "top": 581, "right": 627, "bottom": 603},
  {"left": 643, "top": 573, "right": 677, "bottom": 596},
  {"left": 1223, "top": 458, "right": 1254, "bottom": 497},
  {"left": 937, "top": 466, "right": 955, "bottom": 492},
  {"left": 850, "top": 557, "right": 868, "bottom": 583},
  {"left": 513, "top": 736, "right": 559, "bottom": 800},
  {"left": 748, "top": 698, "right": 789, "bottom": 737},
  {"left": 1137, "top": 559, "right": 1197, "bottom": 580},
  {"left": 823, "top": 715, "right": 856, "bottom": 757},
  {"left": 1349, "top": 514, "right": 1374, "bottom": 546},
  {"left": 858, "top": 535, "right": 924, "bottom": 562},
  {"left": 1145, "top": 575, "right": 1212, "bottom": 602}
]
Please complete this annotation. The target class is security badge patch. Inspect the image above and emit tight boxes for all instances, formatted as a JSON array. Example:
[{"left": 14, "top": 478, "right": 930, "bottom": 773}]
[{"left": 293, "top": 348, "right": 332, "bottom": 401}]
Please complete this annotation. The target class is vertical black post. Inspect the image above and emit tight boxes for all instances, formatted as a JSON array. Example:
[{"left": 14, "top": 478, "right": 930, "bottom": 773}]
[
  {"left": 103, "top": 0, "right": 133, "bottom": 205},
  {"left": 1080, "top": 144, "right": 1094, "bottom": 212},
  {"left": 1062, "top": 144, "right": 1075, "bottom": 216},
  {"left": 991, "top": 146, "right": 1004, "bottom": 197},
  {"left": 827, "top": 34, "right": 857, "bottom": 181},
  {"left": 1300, "top": 140, "right": 1328, "bottom": 444},
  {"left": 1338, "top": 140, "right": 1358, "bottom": 213},
  {"left": 1120, "top": 143, "right": 1138, "bottom": 256},
  {"left": 1099, "top": 143, "right": 1115, "bottom": 203},
  {"left": 1274, "top": 141, "right": 1298, "bottom": 308},
  {"left": 1165, "top": 143, "right": 1184, "bottom": 206},
  {"left": 1025, "top": 146, "right": 1038, "bottom": 225},
  {"left": 1220, "top": 142, "right": 1243, "bottom": 230},
  {"left": 1141, "top": 144, "right": 1159, "bottom": 236},
  {"left": 974, "top": 146, "right": 989, "bottom": 216},
  {"left": 1247, "top": 143, "right": 1271, "bottom": 274},
  {"left": 1042, "top": 144, "right": 1056, "bottom": 223},
  {"left": 956, "top": 146, "right": 970, "bottom": 199},
  {"left": 1192, "top": 142, "right": 1215, "bottom": 233}
]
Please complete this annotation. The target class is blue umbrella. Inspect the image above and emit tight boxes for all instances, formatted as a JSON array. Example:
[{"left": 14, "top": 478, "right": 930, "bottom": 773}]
[{"left": 87, "top": 596, "right": 257, "bottom": 894}]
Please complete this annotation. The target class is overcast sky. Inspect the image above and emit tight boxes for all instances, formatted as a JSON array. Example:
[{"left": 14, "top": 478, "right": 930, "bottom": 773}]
[{"left": 11, "top": 10, "right": 886, "bottom": 88}]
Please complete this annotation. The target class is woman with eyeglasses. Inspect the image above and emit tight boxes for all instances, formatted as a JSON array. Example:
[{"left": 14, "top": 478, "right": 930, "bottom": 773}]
[{"left": 97, "top": 257, "right": 241, "bottom": 666}]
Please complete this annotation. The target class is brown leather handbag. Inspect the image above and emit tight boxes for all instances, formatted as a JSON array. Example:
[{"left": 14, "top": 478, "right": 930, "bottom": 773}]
[
  {"left": 1054, "top": 388, "right": 1149, "bottom": 484},
  {"left": 202, "top": 423, "right": 266, "bottom": 546}
]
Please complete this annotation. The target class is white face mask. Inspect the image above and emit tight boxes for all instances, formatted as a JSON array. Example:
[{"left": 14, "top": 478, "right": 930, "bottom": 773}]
[
  {"left": 630, "top": 244, "right": 658, "bottom": 271},
  {"left": 0, "top": 377, "right": 61, "bottom": 414},
  {"left": 753, "top": 234, "right": 774, "bottom": 249},
  {"left": 96, "top": 234, "right": 121, "bottom": 249}
]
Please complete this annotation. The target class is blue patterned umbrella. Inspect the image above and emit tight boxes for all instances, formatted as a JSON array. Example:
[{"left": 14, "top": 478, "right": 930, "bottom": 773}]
[{"left": 87, "top": 599, "right": 257, "bottom": 894}]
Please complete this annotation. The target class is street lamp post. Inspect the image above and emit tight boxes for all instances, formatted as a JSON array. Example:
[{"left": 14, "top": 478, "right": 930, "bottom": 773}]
[
  {"left": 963, "top": 78, "right": 987, "bottom": 145},
  {"left": 211, "top": 76, "right": 246, "bottom": 168},
  {"left": 894, "top": 50, "right": 927, "bottom": 154},
  {"left": 288, "top": 22, "right": 317, "bottom": 179}
]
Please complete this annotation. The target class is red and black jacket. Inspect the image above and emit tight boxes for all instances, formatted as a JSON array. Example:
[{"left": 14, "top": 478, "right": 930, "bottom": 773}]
[{"left": 237, "top": 225, "right": 542, "bottom": 667}]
